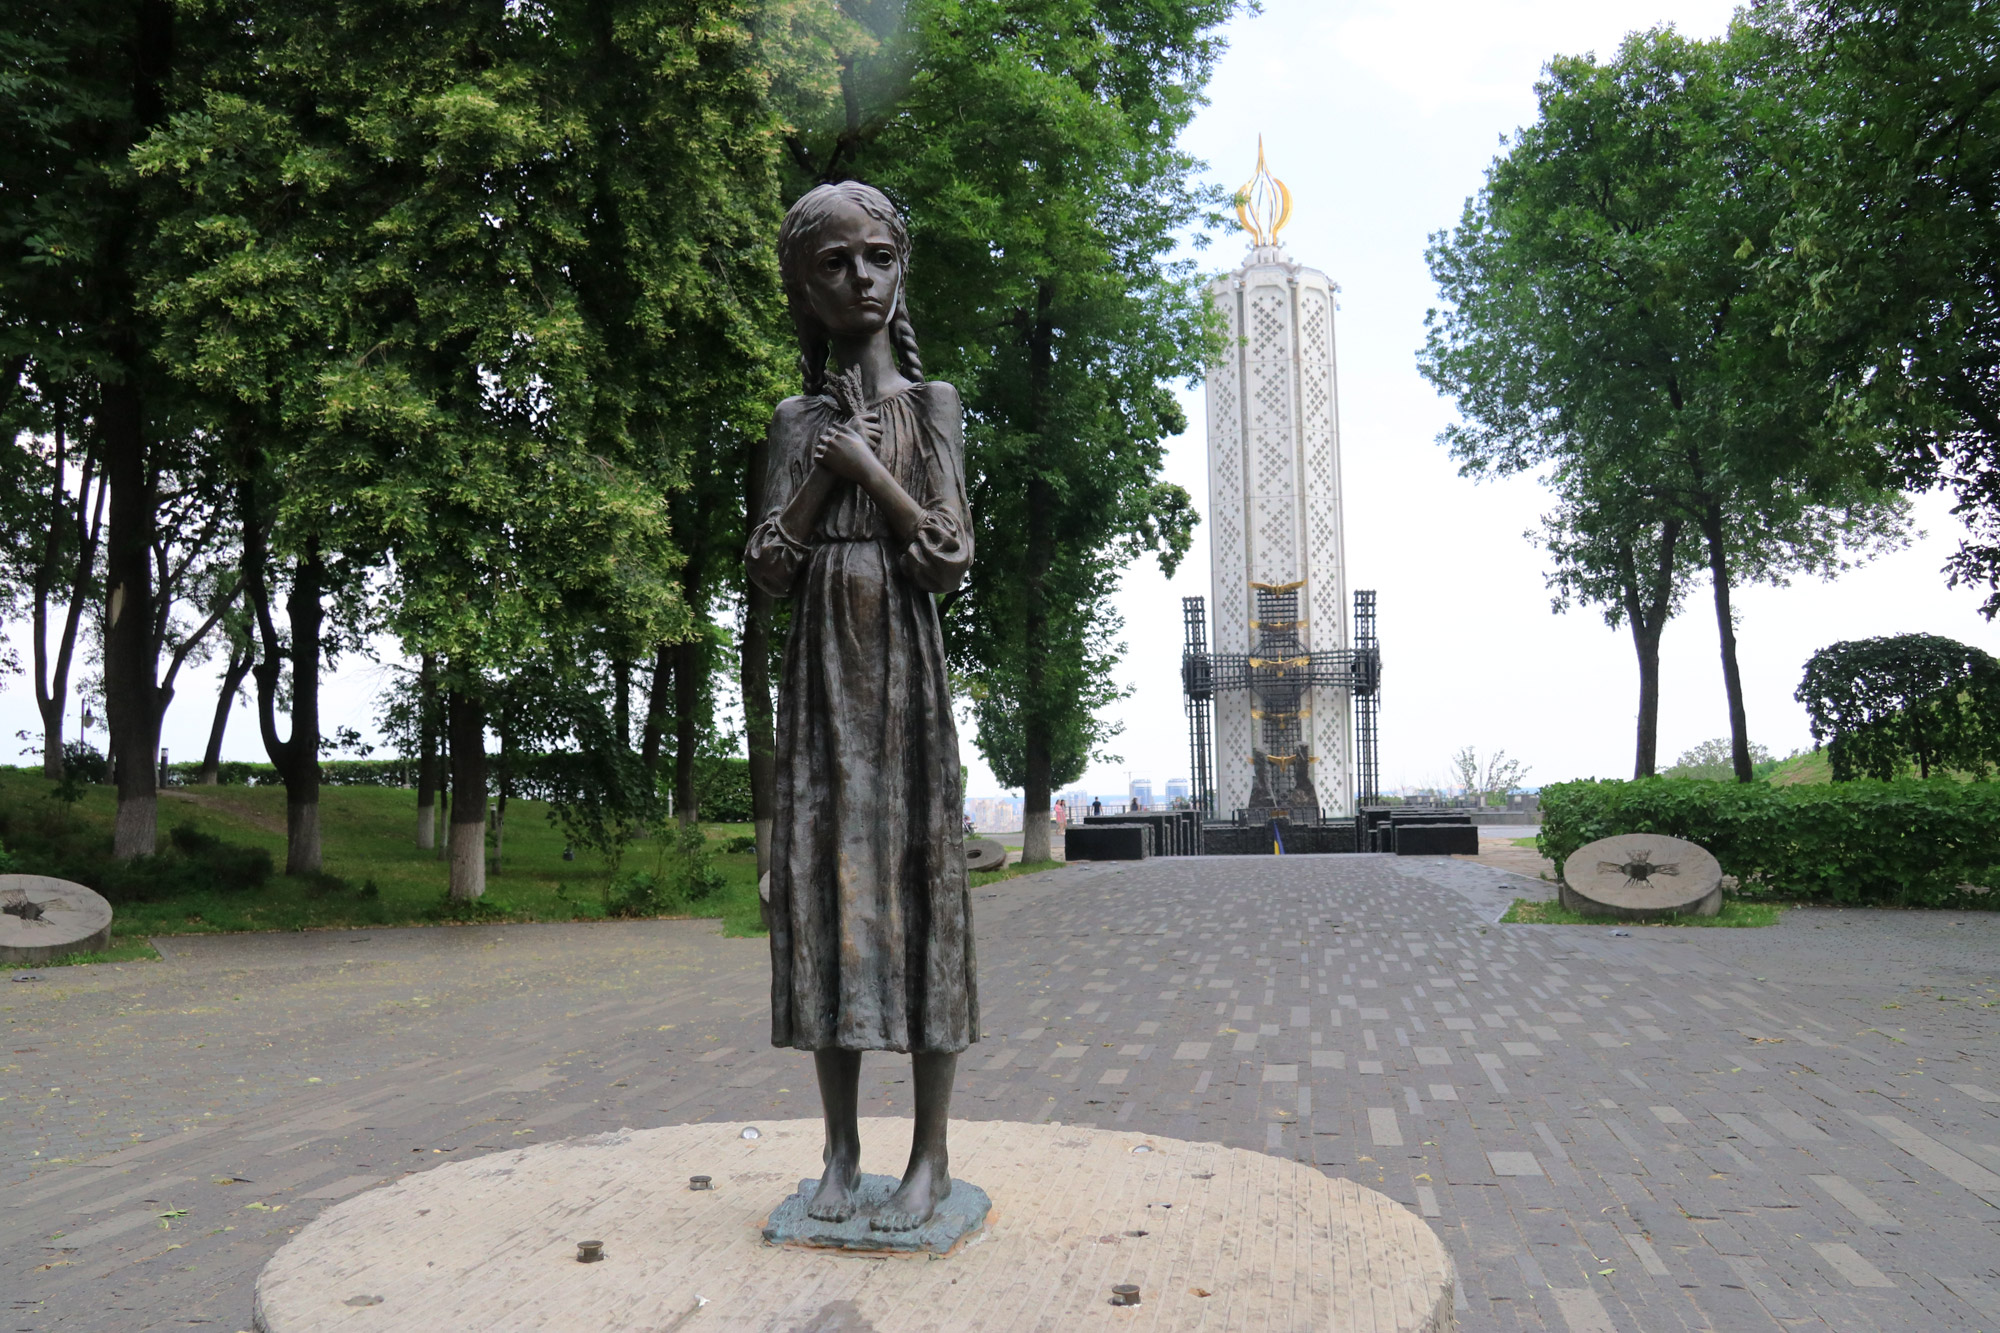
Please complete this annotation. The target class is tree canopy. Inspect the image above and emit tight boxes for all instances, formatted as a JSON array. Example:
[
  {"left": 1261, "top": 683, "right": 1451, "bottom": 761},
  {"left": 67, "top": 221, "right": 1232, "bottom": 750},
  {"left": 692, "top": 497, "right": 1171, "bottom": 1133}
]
[
  {"left": 772, "top": 0, "right": 1234, "bottom": 858},
  {"left": 2, "top": 0, "right": 1235, "bottom": 889},
  {"left": 1747, "top": 0, "right": 2000, "bottom": 616},
  {"left": 1422, "top": 24, "right": 1909, "bottom": 781},
  {"left": 1798, "top": 633, "right": 2000, "bottom": 780}
]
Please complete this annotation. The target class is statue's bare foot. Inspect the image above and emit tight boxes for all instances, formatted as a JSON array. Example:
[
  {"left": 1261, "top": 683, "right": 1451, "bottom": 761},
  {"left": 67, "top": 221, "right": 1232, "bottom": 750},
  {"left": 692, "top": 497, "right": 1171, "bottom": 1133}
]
[
  {"left": 871, "top": 1154, "right": 950, "bottom": 1232},
  {"left": 806, "top": 1152, "right": 861, "bottom": 1223}
]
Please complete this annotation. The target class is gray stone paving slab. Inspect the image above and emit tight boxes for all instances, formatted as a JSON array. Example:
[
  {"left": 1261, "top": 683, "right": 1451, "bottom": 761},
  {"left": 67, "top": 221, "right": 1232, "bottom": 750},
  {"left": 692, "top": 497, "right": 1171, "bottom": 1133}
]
[{"left": 3, "top": 855, "right": 1998, "bottom": 1330}]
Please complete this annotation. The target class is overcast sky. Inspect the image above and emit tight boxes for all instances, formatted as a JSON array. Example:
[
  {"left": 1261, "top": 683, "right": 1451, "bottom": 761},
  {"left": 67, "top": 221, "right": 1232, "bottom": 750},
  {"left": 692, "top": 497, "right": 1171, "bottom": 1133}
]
[
  {"left": 8, "top": 0, "right": 1996, "bottom": 799},
  {"left": 1034, "top": 0, "right": 2000, "bottom": 801}
]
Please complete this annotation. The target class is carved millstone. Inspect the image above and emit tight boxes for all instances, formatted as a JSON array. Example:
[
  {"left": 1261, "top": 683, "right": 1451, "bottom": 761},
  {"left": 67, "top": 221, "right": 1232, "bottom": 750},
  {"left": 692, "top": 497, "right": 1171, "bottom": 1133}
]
[
  {"left": 249, "top": 1117, "right": 1458, "bottom": 1332},
  {"left": 1560, "top": 834, "right": 1723, "bottom": 920},
  {"left": 0, "top": 874, "right": 113, "bottom": 965},
  {"left": 963, "top": 838, "right": 1006, "bottom": 873}
]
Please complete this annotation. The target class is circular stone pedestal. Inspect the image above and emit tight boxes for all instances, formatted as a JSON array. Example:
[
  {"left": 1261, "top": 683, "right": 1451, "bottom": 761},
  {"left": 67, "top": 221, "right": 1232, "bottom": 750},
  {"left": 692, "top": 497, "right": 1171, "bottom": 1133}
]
[
  {"left": 1560, "top": 833, "right": 1723, "bottom": 920},
  {"left": 0, "top": 874, "right": 112, "bottom": 964},
  {"left": 252, "top": 1117, "right": 1456, "bottom": 1333}
]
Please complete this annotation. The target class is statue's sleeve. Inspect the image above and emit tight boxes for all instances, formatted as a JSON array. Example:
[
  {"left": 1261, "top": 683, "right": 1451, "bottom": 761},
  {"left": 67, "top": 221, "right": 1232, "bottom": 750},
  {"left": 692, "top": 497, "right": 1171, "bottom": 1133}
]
[
  {"left": 745, "top": 402, "right": 812, "bottom": 598},
  {"left": 900, "top": 382, "right": 974, "bottom": 594}
]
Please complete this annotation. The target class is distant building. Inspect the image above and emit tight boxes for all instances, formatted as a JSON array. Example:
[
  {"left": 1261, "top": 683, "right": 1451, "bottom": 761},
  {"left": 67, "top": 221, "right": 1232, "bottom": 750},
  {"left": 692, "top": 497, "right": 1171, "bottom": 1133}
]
[
  {"left": 1165, "top": 778, "right": 1190, "bottom": 801},
  {"left": 1129, "top": 778, "right": 1153, "bottom": 810},
  {"left": 962, "top": 795, "right": 1023, "bottom": 833},
  {"left": 1059, "top": 789, "right": 1092, "bottom": 814}
]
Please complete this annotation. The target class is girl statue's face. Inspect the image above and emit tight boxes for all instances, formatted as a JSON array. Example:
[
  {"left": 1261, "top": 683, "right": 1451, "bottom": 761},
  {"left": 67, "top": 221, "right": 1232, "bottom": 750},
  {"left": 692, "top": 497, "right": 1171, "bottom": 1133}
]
[{"left": 801, "top": 199, "right": 903, "bottom": 339}]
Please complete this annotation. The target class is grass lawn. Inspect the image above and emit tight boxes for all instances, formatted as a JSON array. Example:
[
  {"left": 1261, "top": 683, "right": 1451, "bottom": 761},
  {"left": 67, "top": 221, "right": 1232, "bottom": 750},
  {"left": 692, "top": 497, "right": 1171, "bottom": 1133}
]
[
  {"left": 0, "top": 770, "right": 766, "bottom": 960},
  {"left": 1501, "top": 895, "right": 1781, "bottom": 927}
]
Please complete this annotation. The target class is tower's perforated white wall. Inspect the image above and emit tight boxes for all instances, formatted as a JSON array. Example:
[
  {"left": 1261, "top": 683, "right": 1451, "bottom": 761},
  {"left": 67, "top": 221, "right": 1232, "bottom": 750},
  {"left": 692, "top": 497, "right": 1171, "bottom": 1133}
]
[{"left": 1206, "top": 246, "right": 1351, "bottom": 815}]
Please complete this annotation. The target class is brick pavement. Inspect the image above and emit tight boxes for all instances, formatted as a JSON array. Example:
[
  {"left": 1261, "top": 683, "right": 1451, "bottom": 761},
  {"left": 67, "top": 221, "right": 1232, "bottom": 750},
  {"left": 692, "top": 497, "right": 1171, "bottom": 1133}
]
[{"left": 3, "top": 855, "right": 1997, "bottom": 1331}]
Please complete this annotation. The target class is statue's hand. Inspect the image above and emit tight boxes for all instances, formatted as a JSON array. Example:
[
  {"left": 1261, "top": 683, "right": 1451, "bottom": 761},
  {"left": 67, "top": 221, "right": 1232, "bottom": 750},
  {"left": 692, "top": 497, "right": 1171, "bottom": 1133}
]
[{"left": 814, "top": 424, "right": 877, "bottom": 482}]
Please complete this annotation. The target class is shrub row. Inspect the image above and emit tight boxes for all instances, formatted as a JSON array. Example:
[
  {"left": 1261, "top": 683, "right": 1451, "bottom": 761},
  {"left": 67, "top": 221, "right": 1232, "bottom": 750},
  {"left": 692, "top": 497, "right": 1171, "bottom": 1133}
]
[
  {"left": 159, "top": 754, "right": 757, "bottom": 822},
  {"left": 1538, "top": 777, "right": 2000, "bottom": 905},
  {"left": 164, "top": 759, "right": 418, "bottom": 788}
]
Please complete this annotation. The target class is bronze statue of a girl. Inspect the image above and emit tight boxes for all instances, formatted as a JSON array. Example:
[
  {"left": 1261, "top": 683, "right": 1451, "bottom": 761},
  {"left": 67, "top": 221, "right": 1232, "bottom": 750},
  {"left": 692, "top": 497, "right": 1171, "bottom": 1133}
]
[{"left": 746, "top": 181, "right": 976, "bottom": 1232}]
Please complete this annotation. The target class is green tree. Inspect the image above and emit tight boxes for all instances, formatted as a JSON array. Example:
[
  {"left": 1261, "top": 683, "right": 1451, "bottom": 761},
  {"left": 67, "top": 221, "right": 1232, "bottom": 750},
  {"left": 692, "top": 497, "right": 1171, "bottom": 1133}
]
[
  {"left": 138, "top": 0, "right": 812, "bottom": 896},
  {"left": 1798, "top": 633, "right": 2000, "bottom": 780},
  {"left": 0, "top": 372, "right": 107, "bottom": 780},
  {"left": 1422, "top": 24, "right": 1909, "bottom": 783},
  {"left": 787, "top": 0, "right": 1232, "bottom": 860},
  {"left": 1533, "top": 454, "right": 1696, "bottom": 776},
  {"left": 0, "top": 0, "right": 236, "bottom": 855},
  {"left": 1663, "top": 736, "right": 1776, "bottom": 781},
  {"left": 1750, "top": 2, "right": 2000, "bottom": 616}
]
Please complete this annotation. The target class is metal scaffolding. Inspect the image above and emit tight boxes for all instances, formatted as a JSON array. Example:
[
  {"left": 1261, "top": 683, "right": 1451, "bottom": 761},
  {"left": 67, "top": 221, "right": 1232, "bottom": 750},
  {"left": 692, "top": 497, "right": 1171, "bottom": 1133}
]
[
  {"left": 1180, "top": 596, "right": 1215, "bottom": 817},
  {"left": 1181, "top": 587, "right": 1382, "bottom": 817},
  {"left": 1352, "top": 589, "right": 1381, "bottom": 807}
]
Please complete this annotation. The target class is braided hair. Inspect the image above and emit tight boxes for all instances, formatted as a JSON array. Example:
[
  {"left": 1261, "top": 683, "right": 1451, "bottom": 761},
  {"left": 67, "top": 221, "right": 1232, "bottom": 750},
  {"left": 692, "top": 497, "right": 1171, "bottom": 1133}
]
[{"left": 777, "top": 181, "right": 924, "bottom": 396}]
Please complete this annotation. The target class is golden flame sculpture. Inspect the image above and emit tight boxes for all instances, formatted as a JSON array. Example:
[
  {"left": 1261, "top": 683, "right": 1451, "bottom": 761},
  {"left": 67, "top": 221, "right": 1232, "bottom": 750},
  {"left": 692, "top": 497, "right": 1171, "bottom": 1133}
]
[{"left": 1234, "top": 136, "right": 1292, "bottom": 247}]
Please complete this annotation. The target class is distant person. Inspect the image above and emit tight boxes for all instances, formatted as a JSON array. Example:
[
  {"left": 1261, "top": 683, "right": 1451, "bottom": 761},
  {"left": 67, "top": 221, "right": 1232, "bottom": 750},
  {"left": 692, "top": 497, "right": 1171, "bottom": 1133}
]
[
  {"left": 1128, "top": 797, "right": 1139, "bottom": 813},
  {"left": 1091, "top": 798, "right": 1102, "bottom": 817},
  {"left": 1054, "top": 799, "right": 1067, "bottom": 829}
]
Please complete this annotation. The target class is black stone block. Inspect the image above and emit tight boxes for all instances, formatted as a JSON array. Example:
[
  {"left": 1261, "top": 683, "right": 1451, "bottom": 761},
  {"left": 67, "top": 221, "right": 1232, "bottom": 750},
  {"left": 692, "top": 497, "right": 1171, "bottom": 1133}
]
[
  {"left": 1393, "top": 823, "right": 1479, "bottom": 856},
  {"left": 1064, "top": 824, "right": 1151, "bottom": 860}
]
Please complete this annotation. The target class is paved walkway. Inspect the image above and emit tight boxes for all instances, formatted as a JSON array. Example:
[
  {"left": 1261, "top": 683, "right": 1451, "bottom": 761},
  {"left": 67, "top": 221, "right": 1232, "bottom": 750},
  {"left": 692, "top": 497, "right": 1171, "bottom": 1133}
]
[{"left": 4, "top": 855, "right": 1998, "bottom": 1331}]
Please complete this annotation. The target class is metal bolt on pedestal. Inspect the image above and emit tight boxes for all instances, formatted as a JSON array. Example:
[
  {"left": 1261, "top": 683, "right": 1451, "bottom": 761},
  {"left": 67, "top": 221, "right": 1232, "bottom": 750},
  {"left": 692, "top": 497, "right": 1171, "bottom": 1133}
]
[
  {"left": 576, "top": 1240, "right": 605, "bottom": 1263},
  {"left": 1110, "top": 1284, "right": 1141, "bottom": 1306},
  {"left": 689, "top": 1175, "right": 712, "bottom": 1191}
]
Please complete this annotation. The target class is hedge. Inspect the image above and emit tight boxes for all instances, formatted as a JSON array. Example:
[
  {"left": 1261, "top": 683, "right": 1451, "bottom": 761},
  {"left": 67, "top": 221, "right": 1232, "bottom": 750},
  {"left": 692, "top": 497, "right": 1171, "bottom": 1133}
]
[
  {"left": 158, "top": 755, "right": 756, "bottom": 823},
  {"left": 1538, "top": 777, "right": 2000, "bottom": 905}
]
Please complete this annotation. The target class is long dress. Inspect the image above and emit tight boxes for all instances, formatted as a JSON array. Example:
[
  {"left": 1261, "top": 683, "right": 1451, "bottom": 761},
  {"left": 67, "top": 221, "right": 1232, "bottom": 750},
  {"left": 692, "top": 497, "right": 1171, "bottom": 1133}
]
[{"left": 744, "top": 379, "right": 977, "bottom": 1054}]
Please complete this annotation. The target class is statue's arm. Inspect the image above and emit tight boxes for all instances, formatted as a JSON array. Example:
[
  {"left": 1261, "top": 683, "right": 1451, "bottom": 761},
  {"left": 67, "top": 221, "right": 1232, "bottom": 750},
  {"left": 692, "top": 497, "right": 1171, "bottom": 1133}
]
[
  {"left": 899, "top": 381, "right": 974, "bottom": 594},
  {"left": 746, "top": 401, "right": 821, "bottom": 598}
]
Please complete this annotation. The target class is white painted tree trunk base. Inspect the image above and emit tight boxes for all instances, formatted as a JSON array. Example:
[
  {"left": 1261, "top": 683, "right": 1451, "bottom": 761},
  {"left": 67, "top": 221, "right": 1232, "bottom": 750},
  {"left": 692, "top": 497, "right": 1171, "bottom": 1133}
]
[{"left": 251, "top": 1117, "right": 1455, "bottom": 1333}]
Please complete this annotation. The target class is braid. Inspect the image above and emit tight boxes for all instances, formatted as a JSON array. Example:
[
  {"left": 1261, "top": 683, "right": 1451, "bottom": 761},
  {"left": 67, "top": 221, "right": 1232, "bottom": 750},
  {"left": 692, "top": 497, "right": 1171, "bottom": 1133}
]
[
  {"left": 890, "top": 299, "right": 925, "bottom": 383},
  {"left": 795, "top": 317, "right": 831, "bottom": 397}
]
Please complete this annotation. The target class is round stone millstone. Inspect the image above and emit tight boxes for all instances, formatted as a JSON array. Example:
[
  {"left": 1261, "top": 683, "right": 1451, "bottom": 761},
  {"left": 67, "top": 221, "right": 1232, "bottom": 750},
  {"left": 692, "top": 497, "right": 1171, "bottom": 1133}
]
[
  {"left": 963, "top": 838, "right": 1007, "bottom": 873},
  {"left": 1560, "top": 833, "right": 1723, "bottom": 920},
  {"left": 251, "top": 1117, "right": 1457, "bottom": 1333},
  {"left": 0, "top": 874, "right": 113, "bottom": 965}
]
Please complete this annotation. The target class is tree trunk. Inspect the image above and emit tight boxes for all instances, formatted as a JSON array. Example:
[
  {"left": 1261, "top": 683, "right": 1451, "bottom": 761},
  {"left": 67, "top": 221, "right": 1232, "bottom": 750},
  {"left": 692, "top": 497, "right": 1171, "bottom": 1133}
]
[
  {"left": 416, "top": 653, "right": 438, "bottom": 849},
  {"left": 435, "top": 727, "right": 451, "bottom": 862},
  {"left": 640, "top": 641, "right": 671, "bottom": 775},
  {"left": 612, "top": 658, "right": 631, "bottom": 750},
  {"left": 1622, "top": 518, "right": 1683, "bottom": 779},
  {"left": 199, "top": 644, "right": 252, "bottom": 784},
  {"left": 1018, "top": 293, "right": 1057, "bottom": 865},
  {"left": 1019, "top": 479, "right": 1055, "bottom": 864},
  {"left": 1630, "top": 619, "right": 1664, "bottom": 779},
  {"left": 673, "top": 635, "right": 701, "bottom": 825},
  {"left": 447, "top": 687, "right": 487, "bottom": 900},
  {"left": 743, "top": 421, "right": 778, "bottom": 929},
  {"left": 1700, "top": 505, "right": 1754, "bottom": 782},
  {"left": 101, "top": 374, "right": 160, "bottom": 860},
  {"left": 247, "top": 521, "right": 326, "bottom": 874},
  {"left": 282, "top": 554, "right": 324, "bottom": 873},
  {"left": 33, "top": 405, "right": 103, "bottom": 782}
]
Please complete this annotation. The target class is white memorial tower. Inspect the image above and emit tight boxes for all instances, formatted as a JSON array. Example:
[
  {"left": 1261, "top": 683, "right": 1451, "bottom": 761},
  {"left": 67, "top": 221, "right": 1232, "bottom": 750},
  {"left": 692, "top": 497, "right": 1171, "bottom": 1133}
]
[{"left": 1203, "top": 143, "right": 1355, "bottom": 817}]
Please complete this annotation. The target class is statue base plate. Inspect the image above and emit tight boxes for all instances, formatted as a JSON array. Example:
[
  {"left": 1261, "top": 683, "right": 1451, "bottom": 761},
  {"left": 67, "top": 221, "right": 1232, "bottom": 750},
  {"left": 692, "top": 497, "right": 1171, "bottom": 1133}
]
[
  {"left": 251, "top": 1117, "right": 1456, "bottom": 1332},
  {"left": 763, "top": 1173, "right": 990, "bottom": 1254}
]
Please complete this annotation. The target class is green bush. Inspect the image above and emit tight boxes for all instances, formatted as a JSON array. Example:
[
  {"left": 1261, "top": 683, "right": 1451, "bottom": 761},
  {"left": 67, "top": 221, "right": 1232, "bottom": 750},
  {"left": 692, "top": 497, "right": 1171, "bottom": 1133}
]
[
  {"left": 166, "top": 758, "right": 420, "bottom": 788},
  {"left": 605, "top": 822, "right": 727, "bottom": 917},
  {"left": 1539, "top": 777, "right": 2000, "bottom": 905}
]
